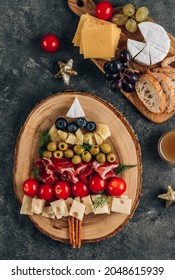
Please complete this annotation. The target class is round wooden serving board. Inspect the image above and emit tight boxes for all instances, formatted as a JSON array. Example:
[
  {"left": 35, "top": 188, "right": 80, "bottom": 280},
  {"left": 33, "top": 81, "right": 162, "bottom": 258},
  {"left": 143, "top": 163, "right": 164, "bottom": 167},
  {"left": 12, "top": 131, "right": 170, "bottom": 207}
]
[
  {"left": 68, "top": 0, "right": 175, "bottom": 123},
  {"left": 14, "top": 92, "right": 142, "bottom": 244}
]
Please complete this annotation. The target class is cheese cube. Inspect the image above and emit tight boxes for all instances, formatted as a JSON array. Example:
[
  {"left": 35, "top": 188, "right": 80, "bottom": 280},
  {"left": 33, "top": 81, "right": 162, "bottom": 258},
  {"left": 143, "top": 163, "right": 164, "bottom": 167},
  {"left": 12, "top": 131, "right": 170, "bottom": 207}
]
[
  {"left": 20, "top": 195, "right": 33, "bottom": 215},
  {"left": 83, "top": 132, "right": 96, "bottom": 145},
  {"left": 75, "top": 128, "right": 84, "bottom": 145},
  {"left": 42, "top": 206, "right": 55, "bottom": 219},
  {"left": 91, "top": 195, "right": 110, "bottom": 215},
  {"left": 50, "top": 199, "right": 69, "bottom": 219},
  {"left": 31, "top": 197, "right": 46, "bottom": 215},
  {"left": 58, "top": 130, "right": 68, "bottom": 141},
  {"left": 69, "top": 200, "right": 86, "bottom": 221},
  {"left": 81, "top": 195, "right": 93, "bottom": 215},
  {"left": 111, "top": 197, "right": 132, "bottom": 215},
  {"left": 93, "top": 132, "right": 103, "bottom": 146},
  {"left": 95, "top": 123, "right": 111, "bottom": 140},
  {"left": 48, "top": 124, "right": 61, "bottom": 142},
  {"left": 65, "top": 133, "right": 76, "bottom": 145}
]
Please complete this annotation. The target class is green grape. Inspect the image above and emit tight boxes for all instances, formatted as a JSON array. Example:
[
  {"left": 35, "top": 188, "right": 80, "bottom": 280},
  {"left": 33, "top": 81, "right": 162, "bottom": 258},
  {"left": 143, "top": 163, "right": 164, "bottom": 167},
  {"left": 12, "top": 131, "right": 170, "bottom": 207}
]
[
  {"left": 111, "top": 13, "right": 128, "bottom": 26},
  {"left": 125, "top": 19, "right": 137, "bottom": 33},
  {"left": 135, "top": 7, "right": 149, "bottom": 22},
  {"left": 123, "top": 4, "right": 135, "bottom": 17}
]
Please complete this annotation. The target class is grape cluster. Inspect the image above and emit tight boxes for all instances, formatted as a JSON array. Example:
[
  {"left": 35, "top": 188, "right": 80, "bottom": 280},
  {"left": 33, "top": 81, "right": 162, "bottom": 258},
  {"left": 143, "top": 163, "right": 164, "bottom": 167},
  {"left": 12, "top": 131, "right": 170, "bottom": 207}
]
[
  {"left": 104, "top": 49, "right": 139, "bottom": 93},
  {"left": 112, "top": 4, "right": 149, "bottom": 33}
]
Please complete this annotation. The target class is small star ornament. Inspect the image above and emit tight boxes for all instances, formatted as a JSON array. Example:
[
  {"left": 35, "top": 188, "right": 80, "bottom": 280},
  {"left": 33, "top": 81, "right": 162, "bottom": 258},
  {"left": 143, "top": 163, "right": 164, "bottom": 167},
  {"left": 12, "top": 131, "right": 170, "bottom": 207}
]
[
  {"left": 158, "top": 186, "right": 175, "bottom": 207},
  {"left": 55, "top": 59, "right": 77, "bottom": 85}
]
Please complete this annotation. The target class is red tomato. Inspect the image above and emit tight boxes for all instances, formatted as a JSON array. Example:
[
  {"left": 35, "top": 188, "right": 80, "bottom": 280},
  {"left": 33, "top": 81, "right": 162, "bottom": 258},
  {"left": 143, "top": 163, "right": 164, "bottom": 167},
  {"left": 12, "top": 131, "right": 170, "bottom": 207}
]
[
  {"left": 22, "top": 178, "right": 39, "bottom": 197},
  {"left": 72, "top": 181, "right": 89, "bottom": 197},
  {"left": 41, "top": 34, "right": 59, "bottom": 53},
  {"left": 89, "top": 174, "right": 107, "bottom": 193},
  {"left": 95, "top": 1, "right": 113, "bottom": 20},
  {"left": 107, "top": 177, "right": 127, "bottom": 196},
  {"left": 54, "top": 181, "right": 71, "bottom": 199},
  {"left": 39, "top": 183, "right": 54, "bottom": 200}
]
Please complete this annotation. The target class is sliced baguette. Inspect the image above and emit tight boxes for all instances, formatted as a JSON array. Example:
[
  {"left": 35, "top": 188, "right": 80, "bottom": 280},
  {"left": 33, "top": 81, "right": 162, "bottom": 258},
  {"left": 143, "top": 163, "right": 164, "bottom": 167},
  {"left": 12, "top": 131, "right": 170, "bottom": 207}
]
[
  {"left": 153, "top": 66, "right": 175, "bottom": 75},
  {"left": 161, "top": 56, "right": 175, "bottom": 68},
  {"left": 135, "top": 74, "right": 166, "bottom": 114},
  {"left": 147, "top": 70, "right": 175, "bottom": 113}
]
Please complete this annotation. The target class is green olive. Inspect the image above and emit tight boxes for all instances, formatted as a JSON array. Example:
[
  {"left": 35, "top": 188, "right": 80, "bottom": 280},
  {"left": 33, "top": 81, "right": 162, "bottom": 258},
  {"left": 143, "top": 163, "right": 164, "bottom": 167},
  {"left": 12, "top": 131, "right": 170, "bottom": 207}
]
[
  {"left": 47, "top": 141, "right": 57, "bottom": 152},
  {"left": 72, "top": 155, "right": 82, "bottom": 165},
  {"left": 81, "top": 151, "right": 92, "bottom": 162},
  {"left": 43, "top": 150, "right": 52, "bottom": 159},
  {"left": 100, "top": 143, "right": 111, "bottom": 154},
  {"left": 53, "top": 150, "right": 63, "bottom": 158},
  {"left": 64, "top": 149, "right": 74, "bottom": 158},
  {"left": 58, "top": 141, "right": 68, "bottom": 151},
  {"left": 106, "top": 152, "right": 116, "bottom": 163},
  {"left": 73, "top": 145, "right": 85, "bottom": 155},
  {"left": 96, "top": 152, "right": 106, "bottom": 163},
  {"left": 90, "top": 145, "right": 100, "bottom": 156}
]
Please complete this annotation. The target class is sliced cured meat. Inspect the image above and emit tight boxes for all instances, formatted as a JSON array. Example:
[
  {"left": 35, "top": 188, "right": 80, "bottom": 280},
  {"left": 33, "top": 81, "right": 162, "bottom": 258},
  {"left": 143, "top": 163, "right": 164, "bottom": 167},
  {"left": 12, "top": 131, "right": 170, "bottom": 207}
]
[
  {"left": 75, "top": 162, "right": 93, "bottom": 183},
  {"left": 35, "top": 158, "right": 58, "bottom": 185},
  {"left": 93, "top": 161, "right": 118, "bottom": 179},
  {"left": 52, "top": 158, "right": 78, "bottom": 183}
]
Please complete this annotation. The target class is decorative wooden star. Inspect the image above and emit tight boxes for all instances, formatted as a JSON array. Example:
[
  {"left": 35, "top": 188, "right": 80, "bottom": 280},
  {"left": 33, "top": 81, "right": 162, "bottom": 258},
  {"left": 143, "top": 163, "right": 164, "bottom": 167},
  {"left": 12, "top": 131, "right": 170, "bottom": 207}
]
[
  {"left": 158, "top": 186, "right": 175, "bottom": 207},
  {"left": 55, "top": 59, "right": 77, "bottom": 85}
]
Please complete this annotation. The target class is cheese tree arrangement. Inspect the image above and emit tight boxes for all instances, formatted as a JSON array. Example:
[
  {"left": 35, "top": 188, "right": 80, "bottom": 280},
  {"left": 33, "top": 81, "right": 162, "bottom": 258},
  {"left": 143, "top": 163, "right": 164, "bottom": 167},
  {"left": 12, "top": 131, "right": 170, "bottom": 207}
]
[{"left": 19, "top": 97, "right": 136, "bottom": 248}]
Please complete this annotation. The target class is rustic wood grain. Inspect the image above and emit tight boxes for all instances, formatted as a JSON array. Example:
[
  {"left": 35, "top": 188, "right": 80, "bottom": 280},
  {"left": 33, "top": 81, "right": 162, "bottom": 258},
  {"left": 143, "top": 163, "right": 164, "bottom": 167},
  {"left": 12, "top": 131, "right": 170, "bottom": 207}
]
[
  {"left": 14, "top": 92, "right": 142, "bottom": 244},
  {"left": 68, "top": 0, "right": 175, "bottom": 123}
]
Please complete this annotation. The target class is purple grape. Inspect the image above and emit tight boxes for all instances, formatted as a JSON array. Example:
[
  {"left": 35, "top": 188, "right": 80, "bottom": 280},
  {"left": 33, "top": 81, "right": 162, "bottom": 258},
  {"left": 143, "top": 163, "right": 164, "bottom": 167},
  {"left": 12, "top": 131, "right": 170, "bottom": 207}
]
[
  {"left": 122, "top": 78, "right": 135, "bottom": 93},
  {"left": 110, "top": 79, "right": 122, "bottom": 93},
  {"left": 125, "top": 72, "right": 139, "bottom": 84},
  {"left": 105, "top": 71, "right": 119, "bottom": 81},
  {"left": 109, "top": 60, "right": 122, "bottom": 74},
  {"left": 120, "top": 49, "right": 132, "bottom": 63},
  {"left": 121, "top": 61, "right": 129, "bottom": 69},
  {"left": 103, "top": 61, "right": 111, "bottom": 72}
]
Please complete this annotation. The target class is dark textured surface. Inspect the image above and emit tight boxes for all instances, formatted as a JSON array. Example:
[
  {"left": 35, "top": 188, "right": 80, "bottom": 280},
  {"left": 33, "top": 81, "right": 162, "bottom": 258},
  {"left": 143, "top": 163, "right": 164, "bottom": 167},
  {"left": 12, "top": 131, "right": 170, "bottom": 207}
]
[{"left": 1, "top": 0, "right": 175, "bottom": 260}]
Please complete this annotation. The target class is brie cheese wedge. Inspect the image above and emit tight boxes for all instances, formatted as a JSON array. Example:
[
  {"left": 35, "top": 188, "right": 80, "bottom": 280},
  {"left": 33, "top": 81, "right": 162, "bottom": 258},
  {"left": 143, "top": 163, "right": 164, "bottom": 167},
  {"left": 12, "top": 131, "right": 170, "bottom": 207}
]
[
  {"left": 127, "top": 22, "right": 170, "bottom": 66},
  {"left": 66, "top": 97, "right": 85, "bottom": 118}
]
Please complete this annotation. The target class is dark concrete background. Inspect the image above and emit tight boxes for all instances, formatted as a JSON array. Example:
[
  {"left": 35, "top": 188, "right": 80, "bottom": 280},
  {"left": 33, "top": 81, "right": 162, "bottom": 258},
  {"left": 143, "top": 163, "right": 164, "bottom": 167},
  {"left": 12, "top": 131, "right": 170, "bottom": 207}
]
[{"left": 1, "top": 0, "right": 175, "bottom": 260}]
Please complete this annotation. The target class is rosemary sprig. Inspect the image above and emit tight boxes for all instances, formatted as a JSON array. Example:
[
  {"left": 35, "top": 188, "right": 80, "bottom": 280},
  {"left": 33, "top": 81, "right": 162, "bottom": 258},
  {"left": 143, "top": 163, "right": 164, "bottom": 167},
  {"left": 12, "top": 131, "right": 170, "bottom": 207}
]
[
  {"left": 83, "top": 143, "right": 92, "bottom": 151},
  {"left": 115, "top": 164, "right": 137, "bottom": 175},
  {"left": 33, "top": 167, "right": 39, "bottom": 178},
  {"left": 38, "top": 130, "right": 50, "bottom": 157},
  {"left": 92, "top": 195, "right": 109, "bottom": 210}
]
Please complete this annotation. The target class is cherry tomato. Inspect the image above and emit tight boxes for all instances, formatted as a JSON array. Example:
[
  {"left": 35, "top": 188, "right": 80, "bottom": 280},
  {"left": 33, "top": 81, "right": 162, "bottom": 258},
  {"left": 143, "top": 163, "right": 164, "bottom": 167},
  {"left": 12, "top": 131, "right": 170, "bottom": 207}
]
[
  {"left": 39, "top": 183, "right": 54, "bottom": 200},
  {"left": 54, "top": 181, "right": 71, "bottom": 199},
  {"left": 95, "top": 1, "right": 113, "bottom": 20},
  {"left": 72, "top": 180, "right": 89, "bottom": 197},
  {"left": 41, "top": 34, "right": 59, "bottom": 53},
  {"left": 89, "top": 174, "right": 107, "bottom": 193},
  {"left": 107, "top": 177, "right": 127, "bottom": 196},
  {"left": 22, "top": 178, "right": 39, "bottom": 197}
]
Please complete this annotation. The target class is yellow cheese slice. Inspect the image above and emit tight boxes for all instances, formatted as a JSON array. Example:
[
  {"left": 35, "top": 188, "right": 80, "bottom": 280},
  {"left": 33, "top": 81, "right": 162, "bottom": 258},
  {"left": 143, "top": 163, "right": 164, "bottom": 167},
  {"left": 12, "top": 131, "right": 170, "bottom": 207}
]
[
  {"left": 73, "top": 13, "right": 111, "bottom": 46},
  {"left": 81, "top": 21, "right": 120, "bottom": 59}
]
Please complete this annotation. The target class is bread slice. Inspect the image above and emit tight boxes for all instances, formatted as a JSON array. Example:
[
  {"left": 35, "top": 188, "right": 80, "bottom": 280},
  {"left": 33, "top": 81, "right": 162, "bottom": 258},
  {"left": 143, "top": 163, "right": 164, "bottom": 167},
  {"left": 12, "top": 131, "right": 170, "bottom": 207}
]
[
  {"left": 135, "top": 74, "right": 166, "bottom": 114},
  {"left": 161, "top": 56, "right": 175, "bottom": 68},
  {"left": 153, "top": 67, "right": 175, "bottom": 75},
  {"left": 147, "top": 70, "right": 175, "bottom": 113}
]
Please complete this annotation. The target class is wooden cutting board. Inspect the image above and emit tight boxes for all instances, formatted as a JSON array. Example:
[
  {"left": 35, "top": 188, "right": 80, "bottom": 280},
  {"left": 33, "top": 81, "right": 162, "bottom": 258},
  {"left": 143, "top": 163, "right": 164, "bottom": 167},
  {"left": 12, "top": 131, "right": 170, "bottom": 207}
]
[
  {"left": 68, "top": 0, "right": 175, "bottom": 123},
  {"left": 14, "top": 92, "right": 142, "bottom": 244}
]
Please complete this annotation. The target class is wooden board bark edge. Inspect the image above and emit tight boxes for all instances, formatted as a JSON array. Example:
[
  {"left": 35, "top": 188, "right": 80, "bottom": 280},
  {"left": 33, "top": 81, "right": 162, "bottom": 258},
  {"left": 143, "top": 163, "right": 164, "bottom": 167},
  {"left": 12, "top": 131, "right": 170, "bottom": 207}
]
[{"left": 68, "top": 0, "right": 175, "bottom": 123}]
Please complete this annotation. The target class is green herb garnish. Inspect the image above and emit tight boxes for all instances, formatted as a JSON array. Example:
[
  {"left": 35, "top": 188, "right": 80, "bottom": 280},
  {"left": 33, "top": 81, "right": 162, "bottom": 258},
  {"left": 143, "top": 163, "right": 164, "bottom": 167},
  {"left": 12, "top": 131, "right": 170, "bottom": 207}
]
[
  {"left": 33, "top": 167, "right": 39, "bottom": 178},
  {"left": 83, "top": 143, "right": 92, "bottom": 151},
  {"left": 115, "top": 164, "right": 137, "bottom": 175},
  {"left": 38, "top": 130, "right": 50, "bottom": 157},
  {"left": 92, "top": 195, "right": 109, "bottom": 210}
]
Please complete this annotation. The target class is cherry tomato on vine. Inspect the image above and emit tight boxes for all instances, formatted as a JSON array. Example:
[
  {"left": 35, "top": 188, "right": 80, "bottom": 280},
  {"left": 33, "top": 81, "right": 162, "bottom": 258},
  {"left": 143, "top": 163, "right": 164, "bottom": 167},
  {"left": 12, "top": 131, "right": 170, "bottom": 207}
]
[
  {"left": 72, "top": 181, "right": 89, "bottom": 197},
  {"left": 54, "top": 181, "right": 71, "bottom": 199},
  {"left": 107, "top": 177, "right": 127, "bottom": 196},
  {"left": 41, "top": 34, "right": 60, "bottom": 53},
  {"left": 22, "top": 178, "right": 39, "bottom": 197},
  {"left": 89, "top": 174, "right": 107, "bottom": 193},
  {"left": 95, "top": 1, "right": 113, "bottom": 20},
  {"left": 39, "top": 183, "right": 54, "bottom": 200}
]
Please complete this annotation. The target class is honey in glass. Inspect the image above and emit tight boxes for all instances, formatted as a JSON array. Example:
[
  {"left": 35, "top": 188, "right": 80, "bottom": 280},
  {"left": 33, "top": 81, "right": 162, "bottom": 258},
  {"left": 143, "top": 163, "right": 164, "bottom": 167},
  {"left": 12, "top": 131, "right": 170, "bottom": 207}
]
[{"left": 158, "top": 130, "right": 175, "bottom": 164}]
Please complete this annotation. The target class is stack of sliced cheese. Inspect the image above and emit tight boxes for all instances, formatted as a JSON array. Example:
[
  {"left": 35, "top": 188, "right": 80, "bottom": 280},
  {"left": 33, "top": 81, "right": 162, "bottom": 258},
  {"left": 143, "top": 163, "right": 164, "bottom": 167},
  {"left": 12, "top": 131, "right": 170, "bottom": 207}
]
[{"left": 72, "top": 13, "right": 121, "bottom": 60}]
